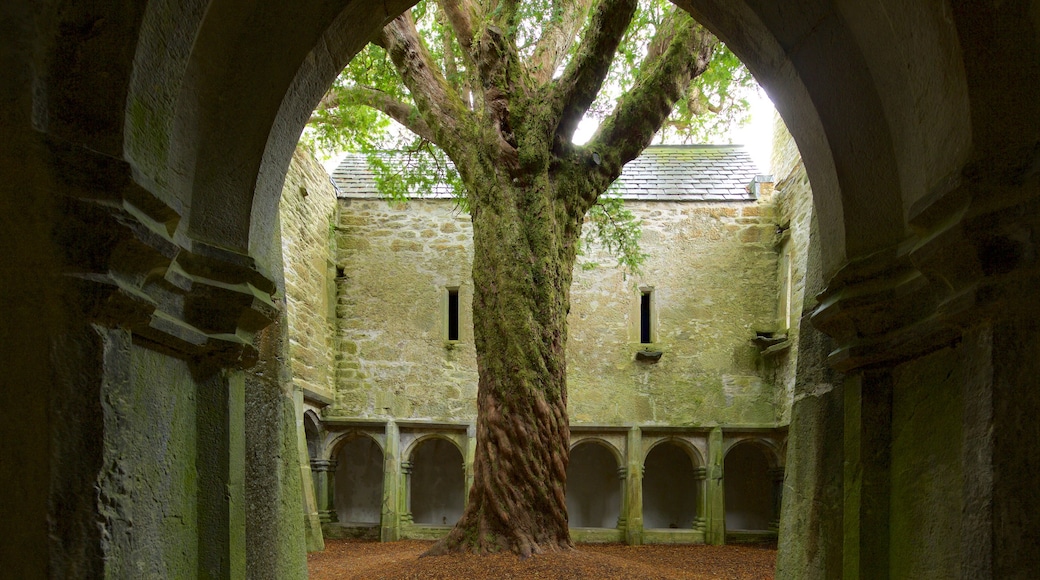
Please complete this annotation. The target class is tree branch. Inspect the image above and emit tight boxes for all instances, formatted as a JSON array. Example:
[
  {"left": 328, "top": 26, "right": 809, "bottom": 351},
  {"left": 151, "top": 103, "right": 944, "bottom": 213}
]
[
  {"left": 581, "top": 12, "right": 717, "bottom": 207},
  {"left": 549, "top": 0, "right": 638, "bottom": 144},
  {"left": 527, "top": 0, "right": 594, "bottom": 84},
  {"left": 380, "top": 11, "right": 474, "bottom": 152},
  {"left": 309, "top": 86, "right": 438, "bottom": 144},
  {"left": 435, "top": 0, "right": 479, "bottom": 67}
]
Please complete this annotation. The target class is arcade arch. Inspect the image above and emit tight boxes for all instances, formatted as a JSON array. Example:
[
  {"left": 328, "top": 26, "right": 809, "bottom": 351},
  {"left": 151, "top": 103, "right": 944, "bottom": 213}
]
[
  {"left": 642, "top": 440, "right": 704, "bottom": 530},
  {"left": 724, "top": 440, "right": 781, "bottom": 533},
  {"left": 566, "top": 440, "right": 623, "bottom": 529},
  {"left": 406, "top": 436, "right": 466, "bottom": 527},
  {"left": 332, "top": 434, "right": 384, "bottom": 525}
]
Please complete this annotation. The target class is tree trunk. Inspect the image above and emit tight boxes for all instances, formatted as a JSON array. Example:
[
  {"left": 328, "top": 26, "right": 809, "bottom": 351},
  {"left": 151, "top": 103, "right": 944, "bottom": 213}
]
[{"left": 425, "top": 168, "right": 580, "bottom": 557}]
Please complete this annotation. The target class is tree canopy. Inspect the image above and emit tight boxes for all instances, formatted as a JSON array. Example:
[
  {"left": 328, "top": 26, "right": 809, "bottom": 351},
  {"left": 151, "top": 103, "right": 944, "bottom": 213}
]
[{"left": 307, "top": 0, "right": 754, "bottom": 272}]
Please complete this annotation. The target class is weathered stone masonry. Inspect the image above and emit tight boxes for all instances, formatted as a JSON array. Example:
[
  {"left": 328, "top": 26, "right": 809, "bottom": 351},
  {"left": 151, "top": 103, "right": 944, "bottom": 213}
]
[{"left": 284, "top": 145, "right": 803, "bottom": 545}]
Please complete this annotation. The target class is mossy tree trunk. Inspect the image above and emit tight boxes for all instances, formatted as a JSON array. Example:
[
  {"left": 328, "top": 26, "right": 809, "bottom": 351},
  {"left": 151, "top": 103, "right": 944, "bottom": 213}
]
[{"left": 362, "top": 0, "right": 717, "bottom": 556}]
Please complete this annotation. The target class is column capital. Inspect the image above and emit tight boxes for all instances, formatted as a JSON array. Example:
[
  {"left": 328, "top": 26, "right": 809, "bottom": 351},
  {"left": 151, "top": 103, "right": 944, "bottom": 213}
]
[
  {"left": 813, "top": 146, "right": 1040, "bottom": 373},
  {"left": 310, "top": 458, "right": 337, "bottom": 472},
  {"left": 52, "top": 140, "right": 279, "bottom": 369}
]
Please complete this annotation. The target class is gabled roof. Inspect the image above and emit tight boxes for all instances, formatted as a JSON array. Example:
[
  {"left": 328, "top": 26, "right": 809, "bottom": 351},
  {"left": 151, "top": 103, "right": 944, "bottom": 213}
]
[{"left": 331, "top": 145, "right": 765, "bottom": 202}]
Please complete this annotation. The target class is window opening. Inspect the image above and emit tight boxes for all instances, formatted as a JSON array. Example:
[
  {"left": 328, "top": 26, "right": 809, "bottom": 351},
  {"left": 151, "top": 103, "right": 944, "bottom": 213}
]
[
  {"left": 640, "top": 290, "right": 653, "bottom": 344},
  {"left": 447, "top": 288, "right": 460, "bottom": 341}
]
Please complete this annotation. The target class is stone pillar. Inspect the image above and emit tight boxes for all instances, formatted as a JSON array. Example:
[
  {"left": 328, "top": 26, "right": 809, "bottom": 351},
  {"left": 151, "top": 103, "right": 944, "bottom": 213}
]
[
  {"left": 692, "top": 466, "right": 708, "bottom": 532},
  {"left": 381, "top": 420, "right": 401, "bottom": 541},
  {"left": 624, "top": 426, "right": 643, "bottom": 545},
  {"left": 464, "top": 424, "right": 476, "bottom": 505},
  {"left": 768, "top": 466, "right": 785, "bottom": 531},
  {"left": 399, "top": 460, "right": 414, "bottom": 528},
  {"left": 615, "top": 466, "right": 629, "bottom": 530},
  {"left": 842, "top": 371, "right": 892, "bottom": 580},
  {"left": 296, "top": 392, "right": 324, "bottom": 552},
  {"left": 962, "top": 319, "right": 1040, "bottom": 577},
  {"left": 310, "top": 459, "right": 338, "bottom": 523},
  {"left": 196, "top": 368, "right": 247, "bottom": 579},
  {"left": 705, "top": 427, "right": 725, "bottom": 545}
]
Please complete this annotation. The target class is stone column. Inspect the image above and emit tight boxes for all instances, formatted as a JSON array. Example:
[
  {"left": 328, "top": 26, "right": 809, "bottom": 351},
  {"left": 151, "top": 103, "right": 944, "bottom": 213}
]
[
  {"left": 399, "top": 460, "right": 414, "bottom": 529},
  {"left": 381, "top": 420, "right": 401, "bottom": 541},
  {"left": 624, "top": 426, "right": 643, "bottom": 545},
  {"left": 705, "top": 427, "right": 725, "bottom": 545},
  {"left": 692, "top": 466, "right": 708, "bottom": 532},
  {"left": 842, "top": 371, "right": 892, "bottom": 579},
  {"left": 295, "top": 395, "right": 324, "bottom": 552},
  {"left": 465, "top": 424, "right": 477, "bottom": 505},
  {"left": 962, "top": 319, "right": 1040, "bottom": 577},
  {"left": 615, "top": 466, "right": 629, "bottom": 531},
  {"left": 768, "top": 466, "right": 785, "bottom": 531},
  {"left": 310, "top": 459, "right": 338, "bottom": 523}
]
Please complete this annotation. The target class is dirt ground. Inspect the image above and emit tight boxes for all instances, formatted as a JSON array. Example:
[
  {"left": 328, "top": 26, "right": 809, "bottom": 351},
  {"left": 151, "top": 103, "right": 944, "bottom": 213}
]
[{"left": 307, "top": 539, "right": 777, "bottom": 579}]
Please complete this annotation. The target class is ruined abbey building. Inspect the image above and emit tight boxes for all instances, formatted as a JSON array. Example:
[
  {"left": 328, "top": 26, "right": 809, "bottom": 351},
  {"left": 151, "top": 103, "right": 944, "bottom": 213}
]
[
  {"left": 3, "top": 1, "right": 1038, "bottom": 578},
  {"left": 281, "top": 144, "right": 803, "bottom": 545}
]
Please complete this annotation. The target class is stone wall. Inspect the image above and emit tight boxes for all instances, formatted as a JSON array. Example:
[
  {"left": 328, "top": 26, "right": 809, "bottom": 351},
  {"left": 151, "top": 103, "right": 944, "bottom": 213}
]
[
  {"left": 280, "top": 148, "right": 339, "bottom": 405},
  {"left": 328, "top": 189, "right": 792, "bottom": 427},
  {"left": 768, "top": 116, "right": 816, "bottom": 423}
]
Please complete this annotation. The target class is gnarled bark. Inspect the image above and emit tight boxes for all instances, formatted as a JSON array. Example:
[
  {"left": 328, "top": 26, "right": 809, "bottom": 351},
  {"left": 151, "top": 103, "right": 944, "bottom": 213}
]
[{"left": 426, "top": 166, "right": 580, "bottom": 557}]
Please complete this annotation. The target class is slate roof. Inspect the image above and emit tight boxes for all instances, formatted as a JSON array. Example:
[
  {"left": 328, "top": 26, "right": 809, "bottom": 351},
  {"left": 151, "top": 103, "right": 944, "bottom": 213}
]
[{"left": 332, "top": 145, "right": 765, "bottom": 202}]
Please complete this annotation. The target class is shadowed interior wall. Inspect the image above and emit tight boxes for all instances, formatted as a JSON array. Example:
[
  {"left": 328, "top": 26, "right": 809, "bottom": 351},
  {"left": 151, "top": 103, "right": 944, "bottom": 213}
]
[
  {"left": 566, "top": 442, "right": 622, "bottom": 528},
  {"left": 724, "top": 443, "right": 773, "bottom": 531},
  {"left": 643, "top": 442, "right": 698, "bottom": 529},
  {"left": 334, "top": 437, "right": 383, "bottom": 524},
  {"left": 410, "top": 439, "right": 465, "bottom": 525}
]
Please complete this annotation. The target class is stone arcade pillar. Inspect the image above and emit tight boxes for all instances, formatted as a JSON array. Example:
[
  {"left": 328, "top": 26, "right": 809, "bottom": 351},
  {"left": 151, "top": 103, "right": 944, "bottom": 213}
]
[
  {"left": 616, "top": 465, "right": 629, "bottom": 531},
  {"left": 310, "top": 459, "right": 338, "bottom": 523},
  {"left": 464, "top": 424, "right": 477, "bottom": 504},
  {"left": 841, "top": 371, "right": 892, "bottom": 578},
  {"left": 24, "top": 143, "right": 291, "bottom": 578},
  {"left": 693, "top": 466, "right": 708, "bottom": 533},
  {"left": 624, "top": 426, "right": 643, "bottom": 545},
  {"left": 705, "top": 427, "right": 725, "bottom": 545},
  {"left": 768, "top": 466, "right": 785, "bottom": 531},
  {"left": 809, "top": 147, "right": 1040, "bottom": 578},
  {"left": 296, "top": 392, "right": 325, "bottom": 552},
  {"left": 382, "top": 420, "right": 402, "bottom": 541}
]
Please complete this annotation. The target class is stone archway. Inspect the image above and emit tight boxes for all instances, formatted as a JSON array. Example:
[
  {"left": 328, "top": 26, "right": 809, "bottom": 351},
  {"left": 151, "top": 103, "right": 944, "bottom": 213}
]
[
  {"left": 406, "top": 437, "right": 466, "bottom": 527},
  {"left": 5, "top": 1, "right": 1040, "bottom": 577},
  {"left": 332, "top": 435, "right": 385, "bottom": 526},
  {"left": 723, "top": 441, "right": 776, "bottom": 534},
  {"left": 566, "top": 440, "right": 623, "bottom": 529},
  {"left": 642, "top": 440, "right": 701, "bottom": 530}
]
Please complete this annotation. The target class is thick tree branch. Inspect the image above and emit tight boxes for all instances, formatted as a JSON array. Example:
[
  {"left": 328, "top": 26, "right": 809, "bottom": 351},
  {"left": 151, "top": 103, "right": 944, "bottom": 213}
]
[
  {"left": 527, "top": 0, "right": 594, "bottom": 84},
  {"left": 549, "top": 0, "right": 638, "bottom": 143},
  {"left": 309, "top": 86, "right": 438, "bottom": 144},
  {"left": 436, "top": 0, "right": 479, "bottom": 68},
  {"left": 581, "top": 13, "right": 717, "bottom": 209},
  {"left": 380, "top": 12, "right": 474, "bottom": 153}
]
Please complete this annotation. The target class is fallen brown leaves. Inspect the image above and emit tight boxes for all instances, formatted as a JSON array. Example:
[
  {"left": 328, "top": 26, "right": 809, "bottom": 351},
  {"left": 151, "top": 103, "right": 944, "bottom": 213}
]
[{"left": 308, "top": 539, "right": 776, "bottom": 579}]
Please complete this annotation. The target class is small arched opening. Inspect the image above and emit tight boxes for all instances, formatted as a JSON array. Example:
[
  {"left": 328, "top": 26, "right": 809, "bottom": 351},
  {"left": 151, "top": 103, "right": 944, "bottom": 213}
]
[
  {"left": 643, "top": 440, "right": 701, "bottom": 530},
  {"left": 304, "top": 411, "right": 321, "bottom": 462},
  {"left": 723, "top": 441, "right": 776, "bottom": 533},
  {"left": 334, "top": 435, "right": 384, "bottom": 525},
  {"left": 566, "top": 440, "right": 622, "bottom": 529},
  {"left": 408, "top": 437, "right": 465, "bottom": 526}
]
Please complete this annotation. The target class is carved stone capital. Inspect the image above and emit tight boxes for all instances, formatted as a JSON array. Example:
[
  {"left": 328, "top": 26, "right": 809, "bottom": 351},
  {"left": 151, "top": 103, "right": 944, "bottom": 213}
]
[
  {"left": 52, "top": 140, "right": 278, "bottom": 368},
  {"left": 813, "top": 144, "right": 1040, "bottom": 372}
]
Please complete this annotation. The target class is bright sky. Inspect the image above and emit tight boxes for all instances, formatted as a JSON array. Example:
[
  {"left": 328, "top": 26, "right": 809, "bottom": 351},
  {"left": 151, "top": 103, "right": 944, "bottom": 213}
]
[{"left": 571, "top": 86, "right": 777, "bottom": 174}]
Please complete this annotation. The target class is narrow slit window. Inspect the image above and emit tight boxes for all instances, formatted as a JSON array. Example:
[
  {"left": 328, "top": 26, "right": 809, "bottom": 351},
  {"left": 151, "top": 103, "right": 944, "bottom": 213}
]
[
  {"left": 447, "top": 288, "right": 460, "bottom": 341},
  {"left": 640, "top": 290, "right": 653, "bottom": 344}
]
